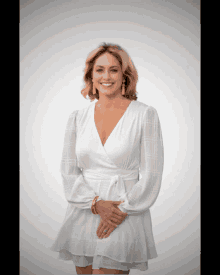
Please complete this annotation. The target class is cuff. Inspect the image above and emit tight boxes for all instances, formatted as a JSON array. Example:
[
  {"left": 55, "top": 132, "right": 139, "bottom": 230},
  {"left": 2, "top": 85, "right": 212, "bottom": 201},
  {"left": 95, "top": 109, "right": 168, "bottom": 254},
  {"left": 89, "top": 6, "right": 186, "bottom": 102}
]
[
  {"left": 88, "top": 200, "right": 93, "bottom": 209},
  {"left": 117, "top": 203, "right": 126, "bottom": 213}
]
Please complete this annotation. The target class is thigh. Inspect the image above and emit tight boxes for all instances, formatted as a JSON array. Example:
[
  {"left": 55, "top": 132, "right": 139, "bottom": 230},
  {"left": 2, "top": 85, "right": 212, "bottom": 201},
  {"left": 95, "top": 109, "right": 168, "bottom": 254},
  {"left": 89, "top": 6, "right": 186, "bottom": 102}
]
[{"left": 76, "top": 265, "right": 93, "bottom": 274}]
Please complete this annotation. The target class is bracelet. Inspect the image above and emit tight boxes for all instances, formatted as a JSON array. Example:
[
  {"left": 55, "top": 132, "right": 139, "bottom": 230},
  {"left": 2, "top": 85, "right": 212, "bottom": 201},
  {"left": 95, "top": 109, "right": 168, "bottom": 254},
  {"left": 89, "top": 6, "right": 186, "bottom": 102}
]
[
  {"left": 91, "top": 196, "right": 103, "bottom": 215},
  {"left": 91, "top": 196, "right": 99, "bottom": 215},
  {"left": 91, "top": 204, "right": 98, "bottom": 215},
  {"left": 91, "top": 203, "right": 98, "bottom": 214}
]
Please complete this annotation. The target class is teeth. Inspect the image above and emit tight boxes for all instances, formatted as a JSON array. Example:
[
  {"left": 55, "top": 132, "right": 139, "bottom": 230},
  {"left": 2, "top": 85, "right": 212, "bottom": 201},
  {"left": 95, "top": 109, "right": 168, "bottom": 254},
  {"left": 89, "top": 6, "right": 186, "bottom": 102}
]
[{"left": 102, "top": 83, "right": 113, "bottom": 86}]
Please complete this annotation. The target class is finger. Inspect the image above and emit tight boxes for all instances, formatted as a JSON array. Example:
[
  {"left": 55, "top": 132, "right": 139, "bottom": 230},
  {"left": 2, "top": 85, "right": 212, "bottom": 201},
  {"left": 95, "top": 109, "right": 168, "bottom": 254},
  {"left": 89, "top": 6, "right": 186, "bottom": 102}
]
[
  {"left": 105, "top": 227, "right": 115, "bottom": 238},
  {"left": 99, "top": 221, "right": 110, "bottom": 236},
  {"left": 104, "top": 226, "right": 115, "bottom": 238},
  {"left": 113, "top": 213, "right": 128, "bottom": 224},
  {"left": 100, "top": 224, "right": 110, "bottom": 238},
  {"left": 116, "top": 209, "right": 128, "bottom": 217},
  {"left": 112, "top": 200, "right": 124, "bottom": 205},
  {"left": 108, "top": 216, "right": 124, "bottom": 225},
  {"left": 97, "top": 221, "right": 104, "bottom": 235},
  {"left": 97, "top": 221, "right": 102, "bottom": 231},
  {"left": 100, "top": 223, "right": 112, "bottom": 238},
  {"left": 106, "top": 211, "right": 126, "bottom": 224},
  {"left": 98, "top": 222, "right": 108, "bottom": 237},
  {"left": 97, "top": 219, "right": 104, "bottom": 232},
  {"left": 97, "top": 221, "right": 105, "bottom": 236},
  {"left": 112, "top": 206, "right": 127, "bottom": 216},
  {"left": 112, "top": 207, "right": 128, "bottom": 217},
  {"left": 100, "top": 229, "right": 108, "bottom": 239},
  {"left": 111, "top": 212, "right": 127, "bottom": 222},
  {"left": 103, "top": 214, "right": 118, "bottom": 227},
  {"left": 98, "top": 226, "right": 107, "bottom": 238},
  {"left": 105, "top": 216, "right": 118, "bottom": 227},
  {"left": 105, "top": 219, "right": 118, "bottom": 228}
]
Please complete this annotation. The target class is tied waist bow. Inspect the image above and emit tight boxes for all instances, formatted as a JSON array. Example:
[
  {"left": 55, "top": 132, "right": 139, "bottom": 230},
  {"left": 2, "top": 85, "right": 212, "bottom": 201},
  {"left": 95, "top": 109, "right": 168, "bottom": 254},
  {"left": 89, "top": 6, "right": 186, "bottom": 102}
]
[{"left": 82, "top": 168, "right": 139, "bottom": 202}]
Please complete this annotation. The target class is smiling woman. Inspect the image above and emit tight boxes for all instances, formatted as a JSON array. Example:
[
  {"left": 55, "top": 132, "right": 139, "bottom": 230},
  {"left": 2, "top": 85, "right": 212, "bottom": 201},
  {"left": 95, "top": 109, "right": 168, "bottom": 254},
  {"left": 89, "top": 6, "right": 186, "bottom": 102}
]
[
  {"left": 50, "top": 42, "right": 164, "bottom": 275},
  {"left": 81, "top": 42, "right": 138, "bottom": 102},
  {"left": 93, "top": 55, "right": 122, "bottom": 97}
]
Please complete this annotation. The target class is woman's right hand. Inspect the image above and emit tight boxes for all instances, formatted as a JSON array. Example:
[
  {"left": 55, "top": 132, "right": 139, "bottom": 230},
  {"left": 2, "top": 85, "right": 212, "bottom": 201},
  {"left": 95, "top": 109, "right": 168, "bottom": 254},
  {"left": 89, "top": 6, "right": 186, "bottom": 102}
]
[{"left": 95, "top": 200, "right": 128, "bottom": 228}]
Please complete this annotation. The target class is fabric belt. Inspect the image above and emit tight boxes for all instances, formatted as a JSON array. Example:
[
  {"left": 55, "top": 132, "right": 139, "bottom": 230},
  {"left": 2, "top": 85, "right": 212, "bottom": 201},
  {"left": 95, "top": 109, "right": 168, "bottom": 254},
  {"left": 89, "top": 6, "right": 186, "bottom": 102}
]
[{"left": 82, "top": 168, "right": 139, "bottom": 201}]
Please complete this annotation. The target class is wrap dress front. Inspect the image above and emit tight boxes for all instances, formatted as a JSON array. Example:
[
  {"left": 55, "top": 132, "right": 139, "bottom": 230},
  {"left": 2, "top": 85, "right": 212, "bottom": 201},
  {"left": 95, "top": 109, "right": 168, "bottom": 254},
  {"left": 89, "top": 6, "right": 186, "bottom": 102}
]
[{"left": 50, "top": 100, "right": 164, "bottom": 272}]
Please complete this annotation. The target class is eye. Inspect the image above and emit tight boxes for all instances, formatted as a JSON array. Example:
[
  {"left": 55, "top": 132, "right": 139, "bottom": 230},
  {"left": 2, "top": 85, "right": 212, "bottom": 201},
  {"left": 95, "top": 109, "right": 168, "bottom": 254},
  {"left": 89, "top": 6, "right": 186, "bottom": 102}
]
[{"left": 96, "top": 69, "right": 118, "bottom": 72}]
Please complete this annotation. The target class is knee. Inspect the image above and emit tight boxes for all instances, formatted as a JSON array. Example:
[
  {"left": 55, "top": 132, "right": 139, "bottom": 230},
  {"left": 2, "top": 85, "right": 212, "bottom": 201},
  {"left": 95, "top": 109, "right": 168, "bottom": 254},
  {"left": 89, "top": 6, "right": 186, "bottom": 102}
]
[
  {"left": 76, "top": 265, "right": 93, "bottom": 274},
  {"left": 92, "top": 269, "right": 104, "bottom": 274}
]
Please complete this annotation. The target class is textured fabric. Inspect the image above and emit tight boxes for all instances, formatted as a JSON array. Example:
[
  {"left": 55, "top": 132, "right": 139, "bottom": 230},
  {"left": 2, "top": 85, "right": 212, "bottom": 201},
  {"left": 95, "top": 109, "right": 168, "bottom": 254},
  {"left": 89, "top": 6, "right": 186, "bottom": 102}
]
[{"left": 50, "top": 100, "right": 164, "bottom": 271}]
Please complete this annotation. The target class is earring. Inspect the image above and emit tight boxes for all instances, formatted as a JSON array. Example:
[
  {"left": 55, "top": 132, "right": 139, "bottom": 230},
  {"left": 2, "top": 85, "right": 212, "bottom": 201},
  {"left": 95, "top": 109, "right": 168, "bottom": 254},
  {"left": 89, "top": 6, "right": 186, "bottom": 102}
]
[
  {"left": 122, "top": 79, "right": 125, "bottom": 95},
  {"left": 93, "top": 81, "right": 96, "bottom": 94}
]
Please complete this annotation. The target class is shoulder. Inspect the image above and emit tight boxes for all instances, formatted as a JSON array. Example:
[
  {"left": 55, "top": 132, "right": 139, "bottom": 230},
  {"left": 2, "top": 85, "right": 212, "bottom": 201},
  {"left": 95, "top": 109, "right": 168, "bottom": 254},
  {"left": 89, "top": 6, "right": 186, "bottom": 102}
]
[
  {"left": 69, "top": 102, "right": 94, "bottom": 119},
  {"left": 68, "top": 102, "right": 95, "bottom": 130},
  {"left": 132, "top": 101, "right": 160, "bottom": 127},
  {"left": 141, "top": 105, "right": 161, "bottom": 129},
  {"left": 131, "top": 100, "right": 157, "bottom": 115},
  {"left": 134, "top": 101, "right": 157, "bottom": 113},
  {"left": 132, "top": 100, "right": 149, "bottom": 111}
]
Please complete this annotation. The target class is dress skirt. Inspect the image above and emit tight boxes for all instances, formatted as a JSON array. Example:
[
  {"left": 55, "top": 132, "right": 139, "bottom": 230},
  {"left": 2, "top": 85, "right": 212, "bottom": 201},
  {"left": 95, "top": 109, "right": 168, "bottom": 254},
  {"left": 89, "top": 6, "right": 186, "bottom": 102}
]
[{"left": 50, "top": 175, "right": 158, "bottom": 272}]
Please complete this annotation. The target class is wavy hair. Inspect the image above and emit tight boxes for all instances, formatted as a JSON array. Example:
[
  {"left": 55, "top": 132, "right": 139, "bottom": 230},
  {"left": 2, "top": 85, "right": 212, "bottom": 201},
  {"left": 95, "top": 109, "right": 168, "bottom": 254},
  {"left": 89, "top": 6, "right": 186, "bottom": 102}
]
[{"left": 81, "top": 42, "right": 139, "bottom": 101}]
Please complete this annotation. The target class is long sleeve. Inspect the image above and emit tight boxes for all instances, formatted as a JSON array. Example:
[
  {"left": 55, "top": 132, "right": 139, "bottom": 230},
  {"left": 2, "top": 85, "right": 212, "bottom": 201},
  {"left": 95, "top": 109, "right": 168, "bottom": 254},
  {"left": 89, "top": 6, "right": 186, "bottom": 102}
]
[
  {"left": 117, "top": 106, "right": 164, "bottom": 215},
  {"left": 60, "top": 110, "right": 100, "bottom": 209}
]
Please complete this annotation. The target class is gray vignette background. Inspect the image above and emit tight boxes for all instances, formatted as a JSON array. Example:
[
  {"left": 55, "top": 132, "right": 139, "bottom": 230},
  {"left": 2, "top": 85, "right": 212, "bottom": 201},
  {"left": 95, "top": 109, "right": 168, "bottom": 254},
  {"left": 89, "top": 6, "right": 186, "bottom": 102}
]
[{"left": 20, "top": 0, "right": 200, "bottom": 274}]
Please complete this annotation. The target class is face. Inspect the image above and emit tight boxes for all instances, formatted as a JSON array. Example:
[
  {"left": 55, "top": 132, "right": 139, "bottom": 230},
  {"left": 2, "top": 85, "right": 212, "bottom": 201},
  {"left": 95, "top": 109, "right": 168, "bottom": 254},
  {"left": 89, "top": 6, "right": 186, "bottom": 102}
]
[{"left": 92, "top": 52, "right": 123, "bottom": 97}]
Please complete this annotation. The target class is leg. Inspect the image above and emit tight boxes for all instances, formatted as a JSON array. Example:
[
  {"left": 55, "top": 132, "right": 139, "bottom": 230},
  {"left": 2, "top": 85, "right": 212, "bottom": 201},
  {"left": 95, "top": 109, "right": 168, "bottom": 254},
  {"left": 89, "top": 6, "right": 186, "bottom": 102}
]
[
  {"left": 92, "top": 268, "right": 130, "bottom": 274},
  {"left": 76, "top": 264, "right": 93, "bottom": 274}
]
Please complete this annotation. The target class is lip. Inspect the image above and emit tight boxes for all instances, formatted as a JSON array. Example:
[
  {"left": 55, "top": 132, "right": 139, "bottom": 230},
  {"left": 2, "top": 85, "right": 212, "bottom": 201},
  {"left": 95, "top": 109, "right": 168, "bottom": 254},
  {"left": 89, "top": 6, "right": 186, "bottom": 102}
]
[{"left": 100, "top": 82, "right": 114, "bottom": 84}]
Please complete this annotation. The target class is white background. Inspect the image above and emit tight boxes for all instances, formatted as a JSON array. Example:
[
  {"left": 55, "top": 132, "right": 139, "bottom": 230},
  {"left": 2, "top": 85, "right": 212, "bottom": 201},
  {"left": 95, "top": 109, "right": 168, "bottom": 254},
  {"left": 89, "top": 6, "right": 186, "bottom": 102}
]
[{"left": 20, "top": 0, "right": 200, "bottom": 274}]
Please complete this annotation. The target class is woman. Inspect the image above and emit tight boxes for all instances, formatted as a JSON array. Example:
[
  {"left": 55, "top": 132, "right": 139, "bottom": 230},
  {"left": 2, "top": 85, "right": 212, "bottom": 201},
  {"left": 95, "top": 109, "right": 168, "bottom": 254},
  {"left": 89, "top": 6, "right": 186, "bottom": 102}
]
[{"left": 50, "top": 42, "right": 164, "bottom": 274}]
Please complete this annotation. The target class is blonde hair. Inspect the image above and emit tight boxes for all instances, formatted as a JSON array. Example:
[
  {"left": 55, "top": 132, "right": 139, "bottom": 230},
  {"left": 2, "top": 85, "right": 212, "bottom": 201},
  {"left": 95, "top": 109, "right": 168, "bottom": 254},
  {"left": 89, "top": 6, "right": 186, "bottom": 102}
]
[{"left": 81, "top": 42, "right": 139, "bottom": 101}]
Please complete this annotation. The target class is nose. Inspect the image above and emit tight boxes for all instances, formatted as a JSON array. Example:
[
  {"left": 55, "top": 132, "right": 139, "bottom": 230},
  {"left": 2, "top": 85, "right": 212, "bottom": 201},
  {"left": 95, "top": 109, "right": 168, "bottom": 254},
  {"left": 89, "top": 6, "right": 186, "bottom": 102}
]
[{"left": 102, "top": 70, "right": 111, "bottom": 79}]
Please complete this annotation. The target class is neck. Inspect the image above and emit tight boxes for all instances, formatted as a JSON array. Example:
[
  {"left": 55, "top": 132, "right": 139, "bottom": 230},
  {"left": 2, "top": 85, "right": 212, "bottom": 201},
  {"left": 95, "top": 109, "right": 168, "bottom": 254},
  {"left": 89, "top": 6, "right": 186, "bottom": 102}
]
[{"left": 96, "top": 91, "right": 127, "bottom": 109}]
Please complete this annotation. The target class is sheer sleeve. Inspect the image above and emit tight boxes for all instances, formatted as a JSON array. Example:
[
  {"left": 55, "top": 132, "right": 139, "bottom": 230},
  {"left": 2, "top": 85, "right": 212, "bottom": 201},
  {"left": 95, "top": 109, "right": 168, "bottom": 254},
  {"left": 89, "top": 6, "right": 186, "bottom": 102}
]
[
  {"left": 117, "top": 106, "right": 164, "bottom": 214},
  {"left": 60, "top": 110, "right": 101, "bottom": 209}
]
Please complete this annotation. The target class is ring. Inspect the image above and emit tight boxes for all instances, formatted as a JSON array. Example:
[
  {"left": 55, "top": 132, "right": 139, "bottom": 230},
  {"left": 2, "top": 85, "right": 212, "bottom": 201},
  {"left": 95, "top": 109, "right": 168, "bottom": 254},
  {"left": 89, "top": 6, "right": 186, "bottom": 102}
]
[{"left": 104, "top": 229, "right": 107, "bottom": 233}]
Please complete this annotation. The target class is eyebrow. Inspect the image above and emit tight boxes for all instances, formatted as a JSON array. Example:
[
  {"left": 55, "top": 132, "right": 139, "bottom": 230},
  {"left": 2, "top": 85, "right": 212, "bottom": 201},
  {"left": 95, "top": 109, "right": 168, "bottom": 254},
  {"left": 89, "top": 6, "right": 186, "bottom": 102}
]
[{"left": 95, "top": 65, "right": 119, "bottom": 68}]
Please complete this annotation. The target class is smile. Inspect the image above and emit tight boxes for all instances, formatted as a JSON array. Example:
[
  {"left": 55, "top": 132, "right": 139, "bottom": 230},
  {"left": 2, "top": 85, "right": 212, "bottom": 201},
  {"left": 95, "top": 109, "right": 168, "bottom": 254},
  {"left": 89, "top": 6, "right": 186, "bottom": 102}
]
[{"left": 101, "top": 83, "right": 114, "bottom": 87}]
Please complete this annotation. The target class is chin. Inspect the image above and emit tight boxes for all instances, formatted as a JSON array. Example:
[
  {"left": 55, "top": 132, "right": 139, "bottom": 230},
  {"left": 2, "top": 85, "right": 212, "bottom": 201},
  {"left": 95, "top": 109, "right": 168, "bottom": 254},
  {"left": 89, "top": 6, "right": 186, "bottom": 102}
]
[
  {"left": 101, "top": 91, "right": 118, "bottom": 96},
  {"left": 99, "top": 87, "right": 120, "bottom": 94}
]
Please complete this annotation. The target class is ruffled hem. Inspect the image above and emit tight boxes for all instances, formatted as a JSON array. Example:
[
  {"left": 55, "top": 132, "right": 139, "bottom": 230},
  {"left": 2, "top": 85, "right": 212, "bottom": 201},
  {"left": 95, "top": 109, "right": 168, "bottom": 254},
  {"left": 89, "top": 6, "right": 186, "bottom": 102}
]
[
  {"left": 50, "top": 204, "right": 158, "bottom": 268},
  {"left": 53, "top": 249, "right": 149, "bottom": 271}
]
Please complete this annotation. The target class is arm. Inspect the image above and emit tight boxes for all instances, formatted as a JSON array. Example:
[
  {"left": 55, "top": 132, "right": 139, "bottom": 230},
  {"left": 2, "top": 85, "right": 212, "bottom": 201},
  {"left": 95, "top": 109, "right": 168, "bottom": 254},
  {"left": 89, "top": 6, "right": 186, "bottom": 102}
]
[
  {"left": 61, "top": 110, "right": 101, "bottom": 209},
  {"left": 117, "top": 106, "right": 164, "bottom": 215}
]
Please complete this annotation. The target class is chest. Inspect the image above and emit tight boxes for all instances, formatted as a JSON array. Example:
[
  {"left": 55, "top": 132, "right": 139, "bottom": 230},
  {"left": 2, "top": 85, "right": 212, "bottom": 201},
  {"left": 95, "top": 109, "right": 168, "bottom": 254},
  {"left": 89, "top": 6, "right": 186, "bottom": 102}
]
[{"left": 94, "top": 108, "right": 128, "bottom": 146}]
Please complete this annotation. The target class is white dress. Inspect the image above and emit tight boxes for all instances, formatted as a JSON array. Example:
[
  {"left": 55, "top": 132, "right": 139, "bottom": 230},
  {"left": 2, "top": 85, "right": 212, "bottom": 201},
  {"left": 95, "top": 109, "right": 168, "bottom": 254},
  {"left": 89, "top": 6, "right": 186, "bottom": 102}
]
[{"left": 50, "top": 100, "right": 164, "bottom": 272}]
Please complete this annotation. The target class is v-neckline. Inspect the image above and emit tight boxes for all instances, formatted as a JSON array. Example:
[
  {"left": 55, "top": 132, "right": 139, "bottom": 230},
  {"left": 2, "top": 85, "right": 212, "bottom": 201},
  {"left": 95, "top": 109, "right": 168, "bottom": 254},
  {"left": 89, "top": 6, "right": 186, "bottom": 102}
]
[{"left": 93, "top": 100, "right": 133, "bottom": 148}]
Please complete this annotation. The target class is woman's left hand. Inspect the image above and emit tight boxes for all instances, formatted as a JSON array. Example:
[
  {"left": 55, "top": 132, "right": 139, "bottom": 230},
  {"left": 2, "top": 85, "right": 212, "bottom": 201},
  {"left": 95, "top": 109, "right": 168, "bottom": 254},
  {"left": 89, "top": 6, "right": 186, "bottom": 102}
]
[
  {"left": 96, "top": 216, "right": 117, "bottom": 239},
  {"left": 97, "top": 209, "right": 128, "bottom": 239}
]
